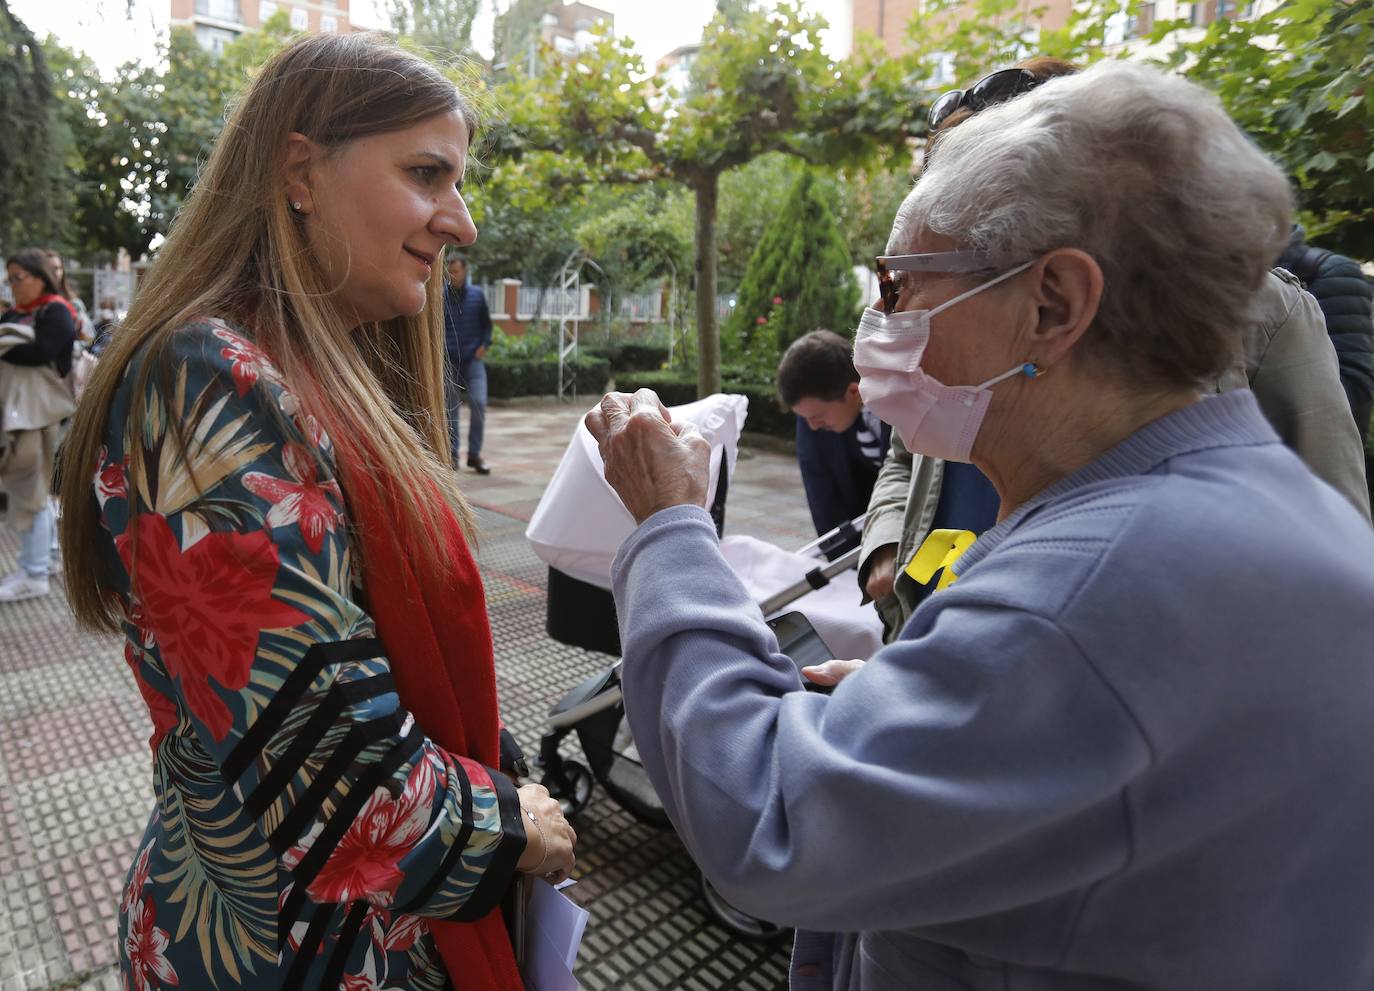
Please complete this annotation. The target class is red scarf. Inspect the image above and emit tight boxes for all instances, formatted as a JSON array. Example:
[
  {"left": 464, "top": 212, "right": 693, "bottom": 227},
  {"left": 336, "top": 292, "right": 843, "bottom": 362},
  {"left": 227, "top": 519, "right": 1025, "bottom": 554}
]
[
  {"left": 12, "top": 293, "right": 76, "bottom": 320},
  {"left": 346, "top": 467, "right": 523, "bottom": 991}
]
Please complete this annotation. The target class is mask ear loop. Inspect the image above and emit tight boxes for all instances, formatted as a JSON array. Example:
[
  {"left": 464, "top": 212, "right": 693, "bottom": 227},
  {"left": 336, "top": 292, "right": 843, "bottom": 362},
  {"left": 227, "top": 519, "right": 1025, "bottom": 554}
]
[
  {"left": 964, "top": 362, "right": 1047, "bottom": 405},
  {"left": 926, "top": 259, "right": 1036, "bottom": 319}
]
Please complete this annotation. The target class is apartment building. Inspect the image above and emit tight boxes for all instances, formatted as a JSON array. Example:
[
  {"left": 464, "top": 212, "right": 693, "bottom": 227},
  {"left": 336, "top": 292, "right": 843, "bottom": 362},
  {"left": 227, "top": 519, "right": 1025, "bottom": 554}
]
[{"left": 169, "top": 0, "right": 352, "bottom": 54}]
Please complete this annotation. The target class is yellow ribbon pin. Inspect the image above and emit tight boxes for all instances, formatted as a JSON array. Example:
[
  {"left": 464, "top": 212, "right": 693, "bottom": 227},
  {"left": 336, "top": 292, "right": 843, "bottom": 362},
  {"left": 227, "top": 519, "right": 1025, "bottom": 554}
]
[{"left": 904, "top": 528, "right": 977, "bottom": 591}]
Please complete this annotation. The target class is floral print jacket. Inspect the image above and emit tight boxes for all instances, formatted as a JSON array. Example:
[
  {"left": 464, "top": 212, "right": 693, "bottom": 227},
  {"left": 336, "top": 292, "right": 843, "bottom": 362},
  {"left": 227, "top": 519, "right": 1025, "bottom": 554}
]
[{"left": 100, "top": 320, "right": 525, "bottom": 991}]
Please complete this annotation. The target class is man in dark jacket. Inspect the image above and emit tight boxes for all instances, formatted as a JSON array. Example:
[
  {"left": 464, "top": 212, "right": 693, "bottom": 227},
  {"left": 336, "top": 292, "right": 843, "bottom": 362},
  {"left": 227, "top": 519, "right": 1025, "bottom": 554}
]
[
  {"left": 443, "top": 255, "right": 493, "bottom": 474},
  {"left": 777, "top": 330, "right": 891, "bottom": 549},
  {"left": 1276, "top": 226, "right": 1374, "bottom": 440}
]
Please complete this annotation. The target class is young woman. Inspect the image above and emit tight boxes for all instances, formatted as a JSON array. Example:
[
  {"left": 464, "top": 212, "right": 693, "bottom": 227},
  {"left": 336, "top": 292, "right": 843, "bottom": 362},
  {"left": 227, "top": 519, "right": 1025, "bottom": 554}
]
[
  {"left": 0, "top": 248, "right": 76, "bottom": 602},
  {"left": 59, "top": 33, "right": 575, "bottom": 991}
]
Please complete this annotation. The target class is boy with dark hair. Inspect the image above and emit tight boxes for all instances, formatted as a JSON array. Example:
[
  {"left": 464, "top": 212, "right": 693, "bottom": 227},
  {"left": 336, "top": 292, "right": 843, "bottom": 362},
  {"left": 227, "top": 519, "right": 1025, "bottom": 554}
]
[{"left": 777, "top": 330, "right": 890, "bottom": 542}]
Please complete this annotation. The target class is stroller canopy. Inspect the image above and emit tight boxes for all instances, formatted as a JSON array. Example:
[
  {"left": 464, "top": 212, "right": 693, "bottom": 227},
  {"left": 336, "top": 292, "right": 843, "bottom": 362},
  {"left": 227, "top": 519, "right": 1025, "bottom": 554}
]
[{"left": 526, "top": 394, "right": 749, "bottom": 590}]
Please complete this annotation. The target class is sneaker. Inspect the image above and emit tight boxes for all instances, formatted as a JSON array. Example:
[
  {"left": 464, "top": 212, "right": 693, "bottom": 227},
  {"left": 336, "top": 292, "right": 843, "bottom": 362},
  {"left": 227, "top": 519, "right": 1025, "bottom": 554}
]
[
  {"left": 0, "top": 569, "right": 25, "bottom": 590},
  {"left": 0, "top": 573, "right": 49, "bottom": 602},
  {"left": 467, "top": 456, "right": 491, "bottom": 476}
]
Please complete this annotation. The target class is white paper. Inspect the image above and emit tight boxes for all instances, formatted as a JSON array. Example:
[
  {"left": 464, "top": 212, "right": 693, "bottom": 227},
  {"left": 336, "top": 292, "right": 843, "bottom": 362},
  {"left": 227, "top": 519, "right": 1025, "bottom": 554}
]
[{"left": 521, "top": 878, "right": 590, "bottom": 991}]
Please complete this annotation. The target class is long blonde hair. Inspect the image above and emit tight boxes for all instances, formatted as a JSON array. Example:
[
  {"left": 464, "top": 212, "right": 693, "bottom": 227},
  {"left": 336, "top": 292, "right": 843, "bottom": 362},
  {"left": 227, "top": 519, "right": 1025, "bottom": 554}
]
[{"left": 61, "top": 32, "right": 478, "bottom": 633}]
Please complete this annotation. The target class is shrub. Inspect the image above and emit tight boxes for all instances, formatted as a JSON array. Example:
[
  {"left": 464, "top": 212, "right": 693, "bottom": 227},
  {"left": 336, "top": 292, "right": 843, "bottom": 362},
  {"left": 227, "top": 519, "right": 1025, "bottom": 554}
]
[
  {"left": 613, "top": 370, "right": 795, "bottom": 441},
  {"left": 723, "top": 170, "right": 860, "bottom": 379},
  {"left": 485, "top": 355, "right": 611, "bottom": 399},
  {"left": 583, "top": 342, "right": 672, "bottom": 374}
]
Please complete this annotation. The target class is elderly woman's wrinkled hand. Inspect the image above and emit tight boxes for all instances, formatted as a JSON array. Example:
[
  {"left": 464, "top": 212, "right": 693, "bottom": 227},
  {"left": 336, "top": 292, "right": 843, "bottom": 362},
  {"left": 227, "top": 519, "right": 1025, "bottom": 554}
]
[{"left": 586, "top": 390, "right": 711, "bottom": 525}]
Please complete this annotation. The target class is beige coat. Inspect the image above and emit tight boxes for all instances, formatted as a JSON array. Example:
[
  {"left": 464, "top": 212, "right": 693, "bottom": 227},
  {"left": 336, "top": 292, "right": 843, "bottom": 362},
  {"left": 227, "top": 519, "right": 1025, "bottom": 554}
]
[
  {"left": 859, "top": 267, "right": 1373, "bottom": 641},
  {"left": 0, "top": 321, "right": 76, "bottom": 434}
]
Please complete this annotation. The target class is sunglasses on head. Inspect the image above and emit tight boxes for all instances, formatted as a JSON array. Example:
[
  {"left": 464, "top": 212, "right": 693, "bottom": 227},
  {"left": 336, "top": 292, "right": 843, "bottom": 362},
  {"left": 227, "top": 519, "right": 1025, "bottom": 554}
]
[{"left": 928, "top": 67, "right": 1041, "bottom": 132}]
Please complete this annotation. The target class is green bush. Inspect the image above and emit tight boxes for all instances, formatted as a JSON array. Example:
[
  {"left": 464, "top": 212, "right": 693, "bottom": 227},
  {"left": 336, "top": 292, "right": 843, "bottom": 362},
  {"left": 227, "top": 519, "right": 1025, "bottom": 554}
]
[
  {"left": 723, "top": 170, "right": 860, "bottom": 379},
  {"left": 614, "top": 370, "right": 795, "bottom": 441},
  {"left": 487, "top": 327, "right": 557, "bottom": 361},
  {"left": 583, "top": 341, "right": 671, "bottom": 374},
  {"left": 485, "top": 355, "right": 611, "bottom": 399}
]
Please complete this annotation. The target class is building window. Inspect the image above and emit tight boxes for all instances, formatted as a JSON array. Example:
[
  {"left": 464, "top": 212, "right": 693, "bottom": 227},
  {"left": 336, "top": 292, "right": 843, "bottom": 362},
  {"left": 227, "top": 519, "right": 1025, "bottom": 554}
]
[
  {"left": 289, "top": 5, "right": 308, "bottom": 29},
  {"left": 1125, "top": 2, "right": 1155, "bottom": 38},
  {"left": 196, "top": 0, "right": 242, "bottom": 20},
  {"left": 321, "top": 14, "right": 337, "bottom": 32},
  {"left": 259, "top": 0, "right": 275, "bottom": 20},
  {"left": 194, "top": 24, "right": 239, "bottom": 53}
]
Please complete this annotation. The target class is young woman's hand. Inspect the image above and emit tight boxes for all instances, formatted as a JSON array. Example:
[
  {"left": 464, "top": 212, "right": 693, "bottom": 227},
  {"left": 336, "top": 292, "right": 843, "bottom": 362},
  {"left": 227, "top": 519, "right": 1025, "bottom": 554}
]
[{"left": 516, "top": 782, "right": 577, "bottom": 884}]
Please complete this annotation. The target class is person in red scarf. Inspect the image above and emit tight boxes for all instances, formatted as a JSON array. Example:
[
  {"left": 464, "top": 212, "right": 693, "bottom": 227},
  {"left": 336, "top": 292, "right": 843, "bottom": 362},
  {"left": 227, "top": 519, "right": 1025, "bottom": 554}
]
[
  {"left": 1, "top": 248, "right": 77, "bottom": 602},
  {"left": 56, "top": 33, "right": 575, "bottom": 991}
]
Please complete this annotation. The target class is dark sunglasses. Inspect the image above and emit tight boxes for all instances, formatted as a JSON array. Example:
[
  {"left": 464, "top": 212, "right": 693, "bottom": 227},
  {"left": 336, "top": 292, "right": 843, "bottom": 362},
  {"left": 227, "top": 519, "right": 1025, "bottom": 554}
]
[{"left": 928, "top": 67, "right": 1040, "bottom": 131}]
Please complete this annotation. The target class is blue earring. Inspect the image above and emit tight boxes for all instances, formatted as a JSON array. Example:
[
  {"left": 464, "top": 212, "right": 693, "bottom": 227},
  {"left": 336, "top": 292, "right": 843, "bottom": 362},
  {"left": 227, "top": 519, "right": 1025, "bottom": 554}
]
[{"left": 1021, "top": 362, "right": 1047, "bottom": 378}]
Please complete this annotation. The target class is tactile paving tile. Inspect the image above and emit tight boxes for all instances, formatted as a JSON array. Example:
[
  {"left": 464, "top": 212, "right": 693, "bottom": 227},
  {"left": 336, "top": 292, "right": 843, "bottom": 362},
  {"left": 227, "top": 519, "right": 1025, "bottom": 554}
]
[
  {"left": 17, "top": 753, "right": 152, "bottom": 863},
  {"left": 43, "top": 833, "right": 141, "bottom": 973},
  {"left": 0, "top": 697, "right": 145, "bottom": 786},
  {"left": 73, "top": 968, "right": 121, "bottom": 991},
  {"left": 0, "top": 868, "right": 71, "bottom": 991},
  {"left": 0, "top": 655, "right": 138, "bottom": 725},
  {"left": 0, "top": 786, "right": 35, "bottom": 874}
]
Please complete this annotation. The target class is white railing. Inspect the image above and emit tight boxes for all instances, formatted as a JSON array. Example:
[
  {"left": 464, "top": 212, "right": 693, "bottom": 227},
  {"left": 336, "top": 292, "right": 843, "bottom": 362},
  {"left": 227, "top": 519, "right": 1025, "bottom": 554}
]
[
  {"left": 618, "top": 289, "right": 662, "bottom": 322},
  {"left": 517, "top": 286, "right": 585, "bottom": 320}
]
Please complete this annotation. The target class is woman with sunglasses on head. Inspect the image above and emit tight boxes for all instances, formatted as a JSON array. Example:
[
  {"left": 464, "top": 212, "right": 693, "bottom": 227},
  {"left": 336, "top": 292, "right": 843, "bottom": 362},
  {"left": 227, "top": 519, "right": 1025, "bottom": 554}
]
[
  {"left": 587, "top": 60, "right": 1374, "bottom": 989},
  {"left": 860, "top": 55, "right": 1369, "bottom": 644},
  {"left": 0, "top": 249, "right": 78, "bottom": 603},
  {"left": 58, "top": 33, "right": 575, "bottom": 991}
]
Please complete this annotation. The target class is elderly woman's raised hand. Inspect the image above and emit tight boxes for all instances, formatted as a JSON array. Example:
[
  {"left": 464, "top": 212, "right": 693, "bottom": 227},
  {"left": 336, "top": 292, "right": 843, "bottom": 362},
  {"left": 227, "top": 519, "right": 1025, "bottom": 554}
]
[{"left": 585, "top": 390, "right": 711, "bottom": 525}]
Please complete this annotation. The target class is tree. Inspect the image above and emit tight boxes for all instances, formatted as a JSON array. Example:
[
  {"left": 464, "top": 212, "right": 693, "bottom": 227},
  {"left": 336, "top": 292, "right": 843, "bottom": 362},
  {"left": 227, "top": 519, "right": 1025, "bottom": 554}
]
[
  {"left": 1157, "top": 0, "right": 1374, "bottom": 258},
  {"left": 493, "top": 3, "right": 928, "bottom": 396},
  {"left": 492, "top": 0, "right": 550, "bottom": 74},
  {"left": 725, "top": 170, "right": 859, "bottom": 378},
  {"left": 387, "top": 0, "right": 480, "bottom": 56},
  {"left": 896, "top": 0, "right": 1373, "bottom": 259},
  {"left": 50, "top": 14, "right": 300, "bottom": 258},
  {"left": 0, "top": 0, "right": 69, "bottom": 249}
]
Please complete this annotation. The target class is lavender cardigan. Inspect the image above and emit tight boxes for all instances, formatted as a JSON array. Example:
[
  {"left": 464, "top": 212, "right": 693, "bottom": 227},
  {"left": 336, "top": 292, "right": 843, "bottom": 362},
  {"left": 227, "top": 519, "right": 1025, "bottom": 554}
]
[{"left": 611, "top": 390, "right": 1374, "bottom": 990}]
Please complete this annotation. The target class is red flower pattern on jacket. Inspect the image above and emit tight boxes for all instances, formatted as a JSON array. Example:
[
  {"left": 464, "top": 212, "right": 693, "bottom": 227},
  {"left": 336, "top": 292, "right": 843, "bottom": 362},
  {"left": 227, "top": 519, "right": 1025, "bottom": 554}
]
[
  {"left": 95, "top": 445, "right": 129, "bottom": 509},
  {"left": 212, "top": 327, "right": 278, "bottom": 397},
  {"left": 125, "top": 645, "right": 179, "bottom": 754},
  {"left": 121, "top": 844, "right": 152, "bottom": 915},
  {"left": 291, "top": 753, "right": 444, "bottom": 906},
  {"left": 242, "top": 443, "right": 343, "bottom": 555},
  {"left": 116, "top": 513, "right": 311, "bottom": 741},
  {"left": 124, "top": 897, "right": 179, "bottom": 991}
]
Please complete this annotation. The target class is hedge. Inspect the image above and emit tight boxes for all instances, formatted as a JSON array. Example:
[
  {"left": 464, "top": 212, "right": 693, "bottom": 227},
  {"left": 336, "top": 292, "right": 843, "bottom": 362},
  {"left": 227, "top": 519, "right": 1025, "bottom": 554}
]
[
  {"left": 582, "top": 342, "right": 671, "bottom": 374},
  {"left": 613, "top": 369, "right": 796, "bottom": 441},
  {"left": 485, "top": 356, "right": 611, "bottom": 399}
]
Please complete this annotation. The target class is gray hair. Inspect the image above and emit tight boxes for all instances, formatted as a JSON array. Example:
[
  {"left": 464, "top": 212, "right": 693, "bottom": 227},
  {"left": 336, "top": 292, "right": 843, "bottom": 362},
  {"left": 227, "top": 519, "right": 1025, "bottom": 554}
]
[{"left": 892, "top": 60, "right": 1292, "bottom": 387}]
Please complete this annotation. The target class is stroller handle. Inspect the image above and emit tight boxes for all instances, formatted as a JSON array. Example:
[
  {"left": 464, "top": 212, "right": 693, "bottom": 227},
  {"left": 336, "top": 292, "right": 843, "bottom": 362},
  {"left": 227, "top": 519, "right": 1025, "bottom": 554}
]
[{"left": 757, "top": 544, "right": 863, "bottom": 618}]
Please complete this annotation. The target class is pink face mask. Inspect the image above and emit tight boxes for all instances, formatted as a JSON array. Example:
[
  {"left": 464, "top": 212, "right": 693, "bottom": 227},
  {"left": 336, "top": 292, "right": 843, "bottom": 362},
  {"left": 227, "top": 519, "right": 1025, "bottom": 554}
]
[{"left": 851, "top": 261, "right": 1037, "bottom": 463}]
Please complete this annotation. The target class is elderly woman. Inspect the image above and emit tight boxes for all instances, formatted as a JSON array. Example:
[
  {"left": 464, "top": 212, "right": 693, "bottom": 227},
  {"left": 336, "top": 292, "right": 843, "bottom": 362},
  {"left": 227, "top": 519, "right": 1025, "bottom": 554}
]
[{"left": 588, "top": 61, "right": 1374, "bottom": 990}]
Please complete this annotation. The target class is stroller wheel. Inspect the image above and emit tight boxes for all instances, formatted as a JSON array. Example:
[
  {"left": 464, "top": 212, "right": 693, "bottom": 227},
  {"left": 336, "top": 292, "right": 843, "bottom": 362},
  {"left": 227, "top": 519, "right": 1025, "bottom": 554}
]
[
  {"left": 698, "top": 871, "right": 789, "bottom": 942},
  {"left": 549, "top": 760, "right": 594, "bottom": 819}
]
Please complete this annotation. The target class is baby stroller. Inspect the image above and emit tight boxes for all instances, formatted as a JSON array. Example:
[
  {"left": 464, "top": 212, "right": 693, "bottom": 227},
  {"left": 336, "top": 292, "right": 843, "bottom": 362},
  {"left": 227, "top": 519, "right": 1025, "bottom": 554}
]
[{"left": 524, "top": 395, "right": 883, "bottom": 940}]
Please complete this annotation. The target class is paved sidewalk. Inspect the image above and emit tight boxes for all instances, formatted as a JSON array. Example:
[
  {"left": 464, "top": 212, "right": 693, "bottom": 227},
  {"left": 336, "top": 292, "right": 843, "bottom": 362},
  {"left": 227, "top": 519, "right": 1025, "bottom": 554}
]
[{"left": 0, "top": 399, "right": 819, "bottom": 991}]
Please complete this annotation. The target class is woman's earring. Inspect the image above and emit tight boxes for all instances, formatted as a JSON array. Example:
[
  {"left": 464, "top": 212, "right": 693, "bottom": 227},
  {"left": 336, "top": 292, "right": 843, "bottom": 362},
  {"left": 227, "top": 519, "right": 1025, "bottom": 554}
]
[{"left": 291, "top": 201, "right": 303, "bottom": 212}]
